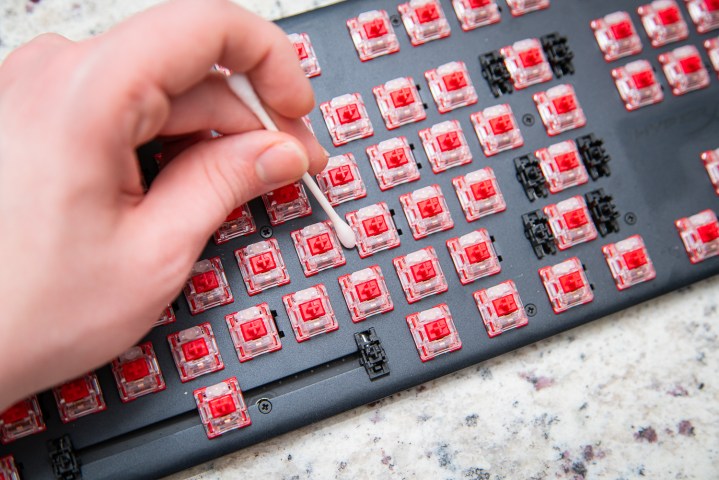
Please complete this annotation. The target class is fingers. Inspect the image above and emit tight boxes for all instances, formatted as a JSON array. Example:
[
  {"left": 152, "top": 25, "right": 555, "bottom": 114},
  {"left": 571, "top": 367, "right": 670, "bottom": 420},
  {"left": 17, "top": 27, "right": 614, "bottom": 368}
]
[
  {"left": 159, "top": 73, "right": 260, "bottom": 135},
  {"left": 157, "top": 131, "right": 215, "bottom": 165},
  {"left": 1, "top": 33, "right": 72, "bottom": 66},
  {"left": 135, "top": 130, "right": 311, "bottom": 257},
  {"left": 91, "top": 0, "right": 313, "bottom": 145},
  {"left": 0, "top": 33, "right": 72, "bottom": 87},
  {"left": 158, "top": 73, "right": 328, "bottom": 173}
]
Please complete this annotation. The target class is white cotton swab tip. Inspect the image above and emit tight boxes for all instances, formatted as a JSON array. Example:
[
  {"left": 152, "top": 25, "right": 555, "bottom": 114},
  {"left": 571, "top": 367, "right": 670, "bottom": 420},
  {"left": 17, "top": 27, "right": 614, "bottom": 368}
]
[
  {"left": 334, "top": 222, "right": 357, "bottom": 250},
  {"left": 225, "top": 73, "right": 356, "bottom": 249}
]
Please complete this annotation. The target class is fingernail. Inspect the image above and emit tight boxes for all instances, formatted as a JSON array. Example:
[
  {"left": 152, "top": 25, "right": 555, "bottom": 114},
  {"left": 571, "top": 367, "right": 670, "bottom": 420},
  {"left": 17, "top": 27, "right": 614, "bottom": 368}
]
[
  {"left": 323, "top": 147, "right": 331, "bottom": 158},
  {"left": 255, "top": 142, "right": 310, "bottom": 184}
]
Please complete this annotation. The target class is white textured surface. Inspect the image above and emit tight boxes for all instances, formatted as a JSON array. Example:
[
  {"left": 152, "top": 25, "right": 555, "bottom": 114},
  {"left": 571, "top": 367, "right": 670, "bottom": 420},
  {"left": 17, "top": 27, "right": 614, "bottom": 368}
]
[
  {"left": 2, "top": 1, "right": 718, "bottom": 479},
  {"left": 0, "top": 0, "right": 342, "bottom": 60}
]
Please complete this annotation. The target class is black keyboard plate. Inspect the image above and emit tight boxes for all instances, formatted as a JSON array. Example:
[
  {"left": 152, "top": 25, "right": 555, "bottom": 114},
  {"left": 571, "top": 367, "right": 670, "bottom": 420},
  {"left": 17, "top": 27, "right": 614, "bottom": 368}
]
[{"left": 3, "top": 0, "right": 718, "bottom": 478}]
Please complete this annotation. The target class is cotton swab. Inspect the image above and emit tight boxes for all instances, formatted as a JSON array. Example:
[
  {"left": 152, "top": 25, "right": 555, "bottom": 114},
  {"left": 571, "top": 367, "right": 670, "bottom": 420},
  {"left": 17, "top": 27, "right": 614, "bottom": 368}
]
[{"left": 226, "top": 73, "right": 356, "bottom": 249}]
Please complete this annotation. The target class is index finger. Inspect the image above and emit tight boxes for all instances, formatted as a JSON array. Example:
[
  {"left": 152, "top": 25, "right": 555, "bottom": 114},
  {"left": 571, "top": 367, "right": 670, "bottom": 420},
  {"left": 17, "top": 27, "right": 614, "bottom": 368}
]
[{"left": 94, "top": 0, "right": 313, "bottom": 118}]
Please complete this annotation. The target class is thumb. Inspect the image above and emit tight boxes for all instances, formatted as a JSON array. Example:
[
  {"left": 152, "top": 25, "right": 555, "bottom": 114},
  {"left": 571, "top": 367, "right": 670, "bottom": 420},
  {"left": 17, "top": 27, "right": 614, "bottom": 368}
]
[{"left": 136, "top": 130, "right": 309, "bottom": 254}]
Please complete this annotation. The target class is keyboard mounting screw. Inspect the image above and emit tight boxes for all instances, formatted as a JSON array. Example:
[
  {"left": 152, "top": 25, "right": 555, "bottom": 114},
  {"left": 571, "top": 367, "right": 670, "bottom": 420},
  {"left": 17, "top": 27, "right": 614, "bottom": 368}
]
[
  {"left": 257, "top": 398, "right": 273, "bottom": 414},
  {"left": 260, "top": 226, "right": 273, "bottom": 238}
]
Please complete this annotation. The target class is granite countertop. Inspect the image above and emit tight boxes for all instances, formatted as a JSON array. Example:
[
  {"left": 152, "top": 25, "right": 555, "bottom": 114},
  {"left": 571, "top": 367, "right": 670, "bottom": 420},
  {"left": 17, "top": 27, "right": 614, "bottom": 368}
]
[{"left": 2, "top": 1, "right": 718, "bottom": 479}]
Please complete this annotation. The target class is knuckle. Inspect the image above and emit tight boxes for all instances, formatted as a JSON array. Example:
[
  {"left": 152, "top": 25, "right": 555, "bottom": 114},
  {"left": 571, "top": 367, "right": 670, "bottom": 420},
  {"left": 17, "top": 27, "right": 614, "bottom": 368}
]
[
  {"left": 208, "top": 0, "right": 232, "bottom": 9},
  {"left": 1, "top": 33, "right": 71, "bottom": 70},
  {"left": 31, "top": 32, "right": 70, "bottom": 46},
  {"left": 188, "top": 0, "right": 230, "bottom": 14},
  {"left": 120, "top": 80, "right": 171, "bottom": 143},
  {"left": 1, "top": 45, "right": 34, "bottom": 72}
]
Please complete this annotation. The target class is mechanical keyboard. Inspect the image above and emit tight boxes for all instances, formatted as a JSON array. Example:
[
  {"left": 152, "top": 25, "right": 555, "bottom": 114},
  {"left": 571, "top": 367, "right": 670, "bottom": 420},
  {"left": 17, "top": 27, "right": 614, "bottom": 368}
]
[{"left": 2, "top": 0, "right": 719, "bottom": 478}]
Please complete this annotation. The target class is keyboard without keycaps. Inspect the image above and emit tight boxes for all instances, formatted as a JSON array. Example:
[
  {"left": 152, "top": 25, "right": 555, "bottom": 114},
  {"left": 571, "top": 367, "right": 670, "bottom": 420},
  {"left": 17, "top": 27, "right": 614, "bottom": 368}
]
[{"left": 2, "top": 0, "right": 718, "bottom": 478}]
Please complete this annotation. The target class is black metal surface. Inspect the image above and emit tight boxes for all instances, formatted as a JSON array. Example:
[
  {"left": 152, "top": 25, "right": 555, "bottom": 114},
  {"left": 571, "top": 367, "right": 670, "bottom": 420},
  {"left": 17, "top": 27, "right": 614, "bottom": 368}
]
[{"left": 2, "top": 1, "right": 718, "bottom": 478}]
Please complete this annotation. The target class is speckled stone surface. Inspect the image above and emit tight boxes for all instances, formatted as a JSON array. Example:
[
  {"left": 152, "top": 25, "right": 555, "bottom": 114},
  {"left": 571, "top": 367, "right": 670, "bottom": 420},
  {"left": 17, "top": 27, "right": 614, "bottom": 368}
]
[
  {"left": 0, "top": 0, "right": 342, "bottom": 60},
  {"left": 2, "top": 1, "right": 718, "bottom": 479}
]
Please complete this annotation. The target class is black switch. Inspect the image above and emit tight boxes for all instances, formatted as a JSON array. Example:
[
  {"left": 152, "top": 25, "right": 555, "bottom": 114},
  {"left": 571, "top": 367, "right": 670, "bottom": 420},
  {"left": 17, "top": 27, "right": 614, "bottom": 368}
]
[
  {"left": 48, "top": 435, "right": 81, "bottom": 480},
  {"left": 354, "top": 328, "right": 389, "bottom": 380}
]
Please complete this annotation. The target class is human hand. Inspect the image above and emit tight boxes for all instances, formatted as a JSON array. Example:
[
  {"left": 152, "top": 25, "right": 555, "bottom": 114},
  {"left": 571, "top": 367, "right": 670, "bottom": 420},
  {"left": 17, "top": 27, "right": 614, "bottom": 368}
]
[{"left": 0, "top": 0, "right": 326, "bottom": 410}]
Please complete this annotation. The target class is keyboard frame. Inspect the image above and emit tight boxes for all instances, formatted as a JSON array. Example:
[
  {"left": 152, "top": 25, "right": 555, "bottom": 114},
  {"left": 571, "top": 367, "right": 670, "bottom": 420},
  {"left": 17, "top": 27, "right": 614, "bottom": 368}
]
[{"left": 2, "top": 0, "right": 718, "bottom": 478}]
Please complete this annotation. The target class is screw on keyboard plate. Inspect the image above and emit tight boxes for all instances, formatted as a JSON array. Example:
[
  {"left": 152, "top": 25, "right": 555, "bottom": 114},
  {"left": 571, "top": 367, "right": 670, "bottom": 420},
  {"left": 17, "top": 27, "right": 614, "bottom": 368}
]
[
  {"left": 260, "top": 226, "right": 273, "bottom": 238},
  {"left": 521, "top": 113, "right": 535, "bottom": 126},
  {"left": 624, "top": 212, "right": 637, "bottom": 225},
  {"left": 525, "top": 304, "right": 537, "bottom": 317},
  {"left": 257, "top": 398, "right": 273, "bottom": 414}
]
